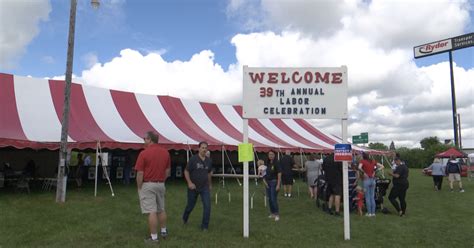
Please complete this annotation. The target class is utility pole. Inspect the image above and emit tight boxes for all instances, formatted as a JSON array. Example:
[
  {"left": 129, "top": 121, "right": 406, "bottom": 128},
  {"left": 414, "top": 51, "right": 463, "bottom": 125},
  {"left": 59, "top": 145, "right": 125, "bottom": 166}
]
[
  {"left": 56, "top": 0, "right": 77, "bottom": 203},
  {"left": 56, "top": 0, "right": 100, "bottom": 203}
]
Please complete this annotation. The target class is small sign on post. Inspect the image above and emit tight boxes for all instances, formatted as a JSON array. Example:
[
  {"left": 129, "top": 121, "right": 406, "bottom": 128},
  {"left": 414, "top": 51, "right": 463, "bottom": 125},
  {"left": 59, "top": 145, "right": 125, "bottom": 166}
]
[
  {"left": 238, "top": 143, "right": 254, "bottom": 162},
  {"left": 352, "top": 132, "right": 368, "bottom": 144},
  {"left": 334, "top": 144, "right": 352, "bottom": 162}
]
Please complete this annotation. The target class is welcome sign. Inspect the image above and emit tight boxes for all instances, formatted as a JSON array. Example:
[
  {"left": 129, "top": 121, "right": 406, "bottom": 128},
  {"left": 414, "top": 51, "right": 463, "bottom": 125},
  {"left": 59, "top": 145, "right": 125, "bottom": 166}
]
[{"left": 242, "top": 67, "right": 348, "bottom": 119}]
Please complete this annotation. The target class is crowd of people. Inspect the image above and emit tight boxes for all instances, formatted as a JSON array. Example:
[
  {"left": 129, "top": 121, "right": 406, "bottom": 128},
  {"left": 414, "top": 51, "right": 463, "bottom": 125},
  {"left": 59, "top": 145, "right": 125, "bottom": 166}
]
[{"left": 132, "top": 131, "right": 469, "bottom": 244}]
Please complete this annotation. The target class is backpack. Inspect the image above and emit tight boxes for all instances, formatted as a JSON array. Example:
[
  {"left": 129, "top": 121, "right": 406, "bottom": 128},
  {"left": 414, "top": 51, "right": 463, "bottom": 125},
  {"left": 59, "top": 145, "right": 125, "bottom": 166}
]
[{"left": 447, "top": 162, "right": 460, "bottom": 173}]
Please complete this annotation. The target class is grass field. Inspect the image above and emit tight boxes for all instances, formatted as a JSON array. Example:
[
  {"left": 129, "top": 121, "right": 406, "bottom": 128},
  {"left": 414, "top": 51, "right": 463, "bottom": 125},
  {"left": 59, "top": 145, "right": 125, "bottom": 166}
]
[{"left": 1, "top": 169, "right": 473, "bottom": 248}]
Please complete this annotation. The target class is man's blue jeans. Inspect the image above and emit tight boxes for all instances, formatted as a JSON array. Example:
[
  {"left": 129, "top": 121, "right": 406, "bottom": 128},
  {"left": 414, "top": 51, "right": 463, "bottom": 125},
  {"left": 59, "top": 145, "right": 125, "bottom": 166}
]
[
  {"left": 182, "top": 188, "right": 211, "bottom": 229},
  {"left": 266, "top": 180, "right": 279, "bottom": 215}
]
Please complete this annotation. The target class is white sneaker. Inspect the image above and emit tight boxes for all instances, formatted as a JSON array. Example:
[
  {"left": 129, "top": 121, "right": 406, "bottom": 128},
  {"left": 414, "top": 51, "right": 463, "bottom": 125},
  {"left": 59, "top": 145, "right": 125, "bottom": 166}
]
[
  {"left": 371, "top": 214, "right": 376, "bottom": 217},
  {"left": 284, "top": 193, "right": 288, "bottom": 197},
  {"left": 275, "top": 216, "right": 280, "bottom": 221},
  {"left": 268, "top": 215, "right": 274, "bottom": 218},
  {"left": 460, "top": 189, "right": 465, "bottom": 193},
  {"left": 365, "top": 213, "right": 370, "bottom": 217}
]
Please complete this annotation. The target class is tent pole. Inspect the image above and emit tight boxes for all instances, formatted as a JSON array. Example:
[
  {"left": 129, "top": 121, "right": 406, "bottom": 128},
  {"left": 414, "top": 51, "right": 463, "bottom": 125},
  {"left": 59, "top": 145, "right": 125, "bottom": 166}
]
[
  {"left": 221, "top": 145, "right": 225, "bottom": 187},
  {"left": 253, "top": 147, "right": 258, "bottom": 185},
  {"left": 300, "top": 148, "right": 304, "bottom": 181},
  {"left": 186, "top": 141, "right": 190, "bottom": 164},
  {"left": 94, "top": 141, "right": 99, "bottom": 197}
]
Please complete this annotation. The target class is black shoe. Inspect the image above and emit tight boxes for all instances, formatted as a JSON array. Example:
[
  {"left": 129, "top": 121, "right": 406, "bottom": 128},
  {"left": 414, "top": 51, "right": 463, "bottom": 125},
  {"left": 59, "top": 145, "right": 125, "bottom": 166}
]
[{"left": 160, "top": 231, "right": 168, "bottom": 239}]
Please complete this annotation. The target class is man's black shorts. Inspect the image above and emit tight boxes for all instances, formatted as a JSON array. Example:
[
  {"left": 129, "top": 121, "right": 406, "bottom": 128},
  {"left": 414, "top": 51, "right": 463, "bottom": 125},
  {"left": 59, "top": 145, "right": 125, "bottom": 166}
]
[
  {"left": 328, "top": 182, "right": 342, "bottom": 196},
  {"left": 282, "top": 173, "right": 293, "bottom": 185}
]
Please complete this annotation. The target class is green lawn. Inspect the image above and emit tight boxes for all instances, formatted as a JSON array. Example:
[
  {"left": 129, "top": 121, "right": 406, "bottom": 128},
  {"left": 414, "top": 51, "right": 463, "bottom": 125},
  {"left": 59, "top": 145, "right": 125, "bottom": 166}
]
[{"left": 1, "top": 169, "right": 473, "bottom": 248}]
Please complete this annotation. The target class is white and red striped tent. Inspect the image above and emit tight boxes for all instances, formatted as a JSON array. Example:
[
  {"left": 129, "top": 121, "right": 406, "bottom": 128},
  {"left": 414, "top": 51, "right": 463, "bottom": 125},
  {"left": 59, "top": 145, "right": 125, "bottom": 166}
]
[{"left": 0, "top": 73, "right": 377, "bottom": 153}]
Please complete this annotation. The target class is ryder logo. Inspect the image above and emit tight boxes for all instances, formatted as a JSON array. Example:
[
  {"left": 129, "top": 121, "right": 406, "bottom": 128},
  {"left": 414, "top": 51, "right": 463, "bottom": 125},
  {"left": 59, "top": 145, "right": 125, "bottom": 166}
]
[
  {"left": 414, "top": 39, "right": 452, "bottom": 58},
  {"left": 418, "top": 41, "right": 449, "bottom": 54}
]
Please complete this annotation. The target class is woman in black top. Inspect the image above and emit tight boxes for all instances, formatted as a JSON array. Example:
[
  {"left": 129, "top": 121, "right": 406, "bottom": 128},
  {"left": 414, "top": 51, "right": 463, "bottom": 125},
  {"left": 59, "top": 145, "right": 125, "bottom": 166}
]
[
  {"left": 388, "top": 157, "right": 409, "bottom": 216},
  {"left": 264, "top": 150, "right": 281, "bottom": 221}
]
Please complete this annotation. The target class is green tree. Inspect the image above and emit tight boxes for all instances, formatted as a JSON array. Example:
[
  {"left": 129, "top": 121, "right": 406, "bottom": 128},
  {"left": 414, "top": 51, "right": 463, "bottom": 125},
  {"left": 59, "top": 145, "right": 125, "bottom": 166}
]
[
  {"left": 368, "top": 142, "right": 388, "bottom": 150},
  {"left": 395, "top": 137, "right": 453, "bottom": 168},
  {"left": 420, "top": 136, "right": 441, "bottom": 149},
  {"left": 389, "top": 141, "right": 395, "bottom": 150},
  {"left": 396, "top": 147, "right": 426, "bottom": 168}
]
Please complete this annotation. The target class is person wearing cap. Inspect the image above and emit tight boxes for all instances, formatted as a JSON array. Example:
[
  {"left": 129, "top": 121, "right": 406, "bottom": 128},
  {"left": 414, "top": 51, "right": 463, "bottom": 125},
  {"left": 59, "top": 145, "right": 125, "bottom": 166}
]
[
  {"left": 388, "top": 157, "right": 409, "bottom": 217},
  {"left": 135, "top": 131, "right": 171, "bottom": 243}
]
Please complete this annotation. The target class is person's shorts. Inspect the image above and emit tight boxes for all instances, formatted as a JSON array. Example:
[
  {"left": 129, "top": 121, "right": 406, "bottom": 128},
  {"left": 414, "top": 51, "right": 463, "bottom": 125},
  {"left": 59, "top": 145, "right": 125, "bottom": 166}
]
[
  {"left": 328, "top": 182, "right": 342, "bottom": 196},
  {"left": 139, "top": 182, "right": 166, "bottom": 214},
  {"left": 448, "top": 173, "right": 461, "bottom": 182},
  {"left": 282, "top": 173, "right": 293, "bottom": 185}
]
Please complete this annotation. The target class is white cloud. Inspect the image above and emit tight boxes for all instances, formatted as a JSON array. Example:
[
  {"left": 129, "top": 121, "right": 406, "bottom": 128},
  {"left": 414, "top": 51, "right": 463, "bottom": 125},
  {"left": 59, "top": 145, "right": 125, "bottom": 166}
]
[
  {"left": 82, "top": 52, "right": 99, "bottom": 69},
  {"left": 0, "top": 0, "right": 51, "bottom": 69},
  {"left": 80, "top": 49, "right": 242, "bottom": 104},
  {"left": 228, "top": 0, "right": 471, "bottom": 49},
  {"left": 223, "top": 0, "right": 473, "bottom": 147},
  {"left": 47, "top": 0, "right": 474, "bottom": 148},
  {"left": 346, "top": 0, "right": 471, "bottom": 49}
]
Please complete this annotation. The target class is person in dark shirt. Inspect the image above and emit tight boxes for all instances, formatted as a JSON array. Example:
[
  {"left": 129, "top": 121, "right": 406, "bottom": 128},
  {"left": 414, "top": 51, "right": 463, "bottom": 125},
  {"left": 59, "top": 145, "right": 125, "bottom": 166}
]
[
  {"left": 182, "top": 141, "right": 213, "bottom": 230},
  {"left": 388, "top": 157, "right": 409, "bottom": 217},
  {"left": 322, "top": 153, "right": 342, "bottom": 216},
  {"left": 445, "top": 155, "right": 464, "bottom": 192},
  {"left": 264, "top": 150, "right": 281, "bottom": 221},
  {"left": 280, "top": 150, "right": 296, "bottom": 197}
]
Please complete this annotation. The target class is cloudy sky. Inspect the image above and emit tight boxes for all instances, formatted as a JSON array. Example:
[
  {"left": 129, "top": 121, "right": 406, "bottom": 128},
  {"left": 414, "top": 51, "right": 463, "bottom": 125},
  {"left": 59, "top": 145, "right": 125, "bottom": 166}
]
[{"left": 0, "top": 0, "right": 473, "bottom": 148}]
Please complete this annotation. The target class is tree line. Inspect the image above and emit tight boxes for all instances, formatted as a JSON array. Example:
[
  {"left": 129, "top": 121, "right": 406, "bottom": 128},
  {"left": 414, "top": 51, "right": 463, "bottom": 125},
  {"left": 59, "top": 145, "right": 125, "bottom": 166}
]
[{"left": 368, "top": 137, "right": 453, "bottom": 168}]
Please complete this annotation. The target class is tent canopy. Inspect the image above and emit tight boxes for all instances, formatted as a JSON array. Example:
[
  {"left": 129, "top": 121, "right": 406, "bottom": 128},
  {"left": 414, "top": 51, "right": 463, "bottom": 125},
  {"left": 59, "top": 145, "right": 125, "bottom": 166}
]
[
  {"left": 0, "top": 73, "right": 383, "bottom": 154},
  {"left": 435, "top": 147, "right": 467, "bottom": 158}
]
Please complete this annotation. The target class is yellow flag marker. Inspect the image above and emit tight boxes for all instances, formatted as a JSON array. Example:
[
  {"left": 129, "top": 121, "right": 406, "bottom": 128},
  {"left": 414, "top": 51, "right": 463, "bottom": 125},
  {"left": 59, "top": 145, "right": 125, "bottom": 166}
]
[{"left": 238, "top": 143, "right": 254, "bottom": 162}]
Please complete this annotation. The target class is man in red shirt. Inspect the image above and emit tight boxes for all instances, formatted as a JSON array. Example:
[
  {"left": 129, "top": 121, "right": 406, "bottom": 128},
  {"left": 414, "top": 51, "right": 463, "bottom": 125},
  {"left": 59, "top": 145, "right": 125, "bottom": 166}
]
[{"left": 135, "top": 131, "right": 171, "bottom": 243}]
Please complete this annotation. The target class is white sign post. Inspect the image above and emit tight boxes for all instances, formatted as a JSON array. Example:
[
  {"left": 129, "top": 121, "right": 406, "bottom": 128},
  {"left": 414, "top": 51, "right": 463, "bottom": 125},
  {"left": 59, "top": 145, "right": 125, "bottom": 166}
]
[{"left": 242, "top": 66, "right": 350, "bottom": 240}]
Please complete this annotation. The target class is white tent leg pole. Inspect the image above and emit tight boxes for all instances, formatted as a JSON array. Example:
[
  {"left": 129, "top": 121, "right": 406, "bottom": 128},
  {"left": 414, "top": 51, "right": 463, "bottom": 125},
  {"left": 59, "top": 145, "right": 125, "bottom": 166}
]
[
  {"left": 299, "top": 148, "right": 304, "bottom": 195},
  {"left": 94, "top": 141, "right": 99, "bottom": 197},
  {"left": 225, "top": 150, "right": 241, "bottom": 186},
  {"left": 252, "top": 153, "right": 258, "bottom": 186},
  {"left": 222, "top": 145, "right": 225, "bottom": 187},
  {"left": 253, "top": 149, "right": 259, "bottom": 186},
  {"left": 342, "top": 118, "right": 350, "bottom": 240},
  {"left": 243, "top": 118, "right": 249, "bottom": 238},
  {"left": 103, "top": 165, "right": 115, "bottom": 197}
]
